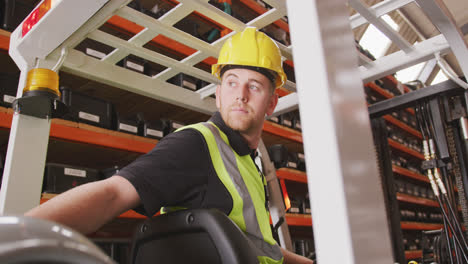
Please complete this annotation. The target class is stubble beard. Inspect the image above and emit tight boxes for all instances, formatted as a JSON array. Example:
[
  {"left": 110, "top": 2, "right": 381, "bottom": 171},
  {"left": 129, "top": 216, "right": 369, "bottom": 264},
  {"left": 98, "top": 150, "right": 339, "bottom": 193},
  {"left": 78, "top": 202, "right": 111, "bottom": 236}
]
[{"left": 221, "top": 103, "right": 259, "bottom": 134}]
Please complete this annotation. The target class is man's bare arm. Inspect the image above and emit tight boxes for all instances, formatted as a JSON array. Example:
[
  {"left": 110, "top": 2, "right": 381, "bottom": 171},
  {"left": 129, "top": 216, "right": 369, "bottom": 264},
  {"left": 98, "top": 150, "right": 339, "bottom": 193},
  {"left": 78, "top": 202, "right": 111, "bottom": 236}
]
[
  {"left": 281, "top": 247, "right": 314, "bottom": 264},
  {"left": 25, "top": 175, "right": 140, "bottom": 235}
]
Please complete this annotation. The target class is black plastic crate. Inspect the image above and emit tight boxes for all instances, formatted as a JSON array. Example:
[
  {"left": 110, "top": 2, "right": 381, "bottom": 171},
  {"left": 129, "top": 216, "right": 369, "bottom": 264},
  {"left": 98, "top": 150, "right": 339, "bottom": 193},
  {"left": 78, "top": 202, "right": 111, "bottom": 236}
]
[
  {"left": 115, "top": 115, "right": 141, "bottom": 135},
  {"left": 268, "top": 144, "right": 288, "bottom": 169},
  {"left": 43, "top": 163, "right": 100, "bottom": 194},
  {"left": 60, "top": 87, "right": 115, "bottom": 129},
  {"left": 293, "top": 118, "right": 302, "bottom": 132},
  {"left": 101, "top": 166, "right": 122, "bottom": 180},
  {"left": 164, "top": 119, "right": 185, "bottom": 135},
  {"left": 267, "top": 115, "right": 282, "bottom": 124},
  {"left": 296, "top": 152, "right": 306, "bottom": 171},
  {"left": 119, "top": 56, "right": 147, "bottom": 74},
  {"left": 285, "top": 152, "right": 299, "bottom": 170},
  {"left": 0, "top": 72, "right": 19, "bottom": 107},
  {"left": 168, "top": 73, "right": 201, "bottom": 91},
  {"left": 301, "top": 193, "right": 311, "bottom": 215},
  {"left": 268, "top": 144, "right": 298, "bottom": 170},
  {"left": 280, "top": 113, "right": 294, "bottom": 129},
  {"left": 288, "top": 198, "right": 301, "bottom": 214},
  {"left": 141, "top": 119, "right": 165, "bottom": 140}
]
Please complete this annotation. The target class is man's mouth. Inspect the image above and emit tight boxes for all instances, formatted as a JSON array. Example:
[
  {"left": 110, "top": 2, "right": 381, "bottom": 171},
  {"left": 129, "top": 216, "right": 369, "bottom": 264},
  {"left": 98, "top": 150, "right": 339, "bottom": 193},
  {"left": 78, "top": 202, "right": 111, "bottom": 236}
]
[{"left": 230, "top": 105, "right": 249, "bottom": 114}]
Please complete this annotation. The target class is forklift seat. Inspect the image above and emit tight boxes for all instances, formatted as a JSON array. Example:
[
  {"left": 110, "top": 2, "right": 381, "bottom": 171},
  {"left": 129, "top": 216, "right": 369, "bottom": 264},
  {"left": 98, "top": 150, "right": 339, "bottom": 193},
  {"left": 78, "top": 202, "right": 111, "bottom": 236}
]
[{"left": 129, "top": 209, "right": 258, "bottom": 264}]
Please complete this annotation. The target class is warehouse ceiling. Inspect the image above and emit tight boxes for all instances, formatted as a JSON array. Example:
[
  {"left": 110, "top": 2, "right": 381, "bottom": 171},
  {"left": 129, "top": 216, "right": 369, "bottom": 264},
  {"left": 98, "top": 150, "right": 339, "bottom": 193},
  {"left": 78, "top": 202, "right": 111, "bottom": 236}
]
[
  {"left": 353, "top": 0, "right": 468, "bottom": 81},
  {"left": 400, "top": 0, "right": 468, "bottom": 79}
]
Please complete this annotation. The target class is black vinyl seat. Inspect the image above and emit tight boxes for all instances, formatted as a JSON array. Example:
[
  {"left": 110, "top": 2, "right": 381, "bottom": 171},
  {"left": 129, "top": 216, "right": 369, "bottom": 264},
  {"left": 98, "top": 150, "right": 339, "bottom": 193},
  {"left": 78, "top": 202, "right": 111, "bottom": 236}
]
[{"left": 129, "top": 209, "right": 258, "bottom": 264}]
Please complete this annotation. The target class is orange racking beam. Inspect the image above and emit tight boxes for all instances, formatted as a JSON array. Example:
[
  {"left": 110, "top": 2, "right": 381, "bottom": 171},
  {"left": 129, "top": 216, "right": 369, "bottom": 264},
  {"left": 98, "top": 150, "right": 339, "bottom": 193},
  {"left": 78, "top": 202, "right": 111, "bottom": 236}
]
[
  {"left": 0, "top": 29, "right": 10, "bottom": 51},
  {"left": 276, "top": 168, "right": 307, "bottom": 183},
  {"left": 396, "top": 193, "right": 439, "bottom": 207},
  {"left": 393, "top": 165, "right": 429, "bottom": 183},
  {"left": 49, "top": 122, "right": 155, "bottom": 154},
  {"left": 263, "top": 121, "right": 303, "bottom": 143},
  {"left": 388, "top": 138, "right": 425, "bottom": 160}
]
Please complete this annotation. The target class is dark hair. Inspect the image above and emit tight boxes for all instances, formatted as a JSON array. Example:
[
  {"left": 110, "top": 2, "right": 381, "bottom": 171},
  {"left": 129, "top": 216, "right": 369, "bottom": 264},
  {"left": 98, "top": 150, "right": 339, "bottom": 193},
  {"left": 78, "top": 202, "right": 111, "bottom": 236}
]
[{"left": 220, "top": 65, "right": 276, "bottom": 92}]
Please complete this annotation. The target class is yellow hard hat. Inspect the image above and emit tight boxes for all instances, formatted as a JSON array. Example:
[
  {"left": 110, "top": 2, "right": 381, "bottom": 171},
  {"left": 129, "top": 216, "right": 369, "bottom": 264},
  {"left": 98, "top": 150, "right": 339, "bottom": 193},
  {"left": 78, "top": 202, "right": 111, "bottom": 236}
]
[{"left": 212, "top": 27, "right": 287, "bottom": 88}]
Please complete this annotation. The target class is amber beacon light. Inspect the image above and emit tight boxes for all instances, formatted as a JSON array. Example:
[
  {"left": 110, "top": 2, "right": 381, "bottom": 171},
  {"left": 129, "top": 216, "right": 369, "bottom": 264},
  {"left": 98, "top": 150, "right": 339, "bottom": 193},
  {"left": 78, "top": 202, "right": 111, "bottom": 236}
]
[
  {"left": 12, "top": 68, "right": 67, "bottom": 119},
  {"left": 22, "top": 68, "right": 60, "bottom": 98}
]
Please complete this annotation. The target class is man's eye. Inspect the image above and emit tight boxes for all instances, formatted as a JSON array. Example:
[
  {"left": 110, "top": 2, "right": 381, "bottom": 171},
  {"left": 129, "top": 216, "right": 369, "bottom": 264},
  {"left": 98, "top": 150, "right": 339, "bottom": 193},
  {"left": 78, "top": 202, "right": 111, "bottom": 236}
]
[
  {"left": 229, "top": 81, "right": 237, "bottom": 87},
  {"left": 249, "top": 85, "right": 259, "bottom": 91}
]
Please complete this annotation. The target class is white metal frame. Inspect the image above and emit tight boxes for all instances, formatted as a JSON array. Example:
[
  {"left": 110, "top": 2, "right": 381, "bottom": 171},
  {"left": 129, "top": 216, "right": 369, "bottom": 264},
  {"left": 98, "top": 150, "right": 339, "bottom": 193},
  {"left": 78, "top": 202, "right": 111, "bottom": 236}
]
[{"left": 1, "top": 0, "right": 468, "bottom": 262}]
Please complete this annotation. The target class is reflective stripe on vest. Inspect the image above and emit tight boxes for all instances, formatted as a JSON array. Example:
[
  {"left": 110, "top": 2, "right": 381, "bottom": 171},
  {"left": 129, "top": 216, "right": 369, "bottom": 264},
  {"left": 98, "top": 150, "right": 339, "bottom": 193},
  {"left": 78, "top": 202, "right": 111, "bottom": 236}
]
[{"left": 181, "top": 122, "right": 283, "bottom": 263}]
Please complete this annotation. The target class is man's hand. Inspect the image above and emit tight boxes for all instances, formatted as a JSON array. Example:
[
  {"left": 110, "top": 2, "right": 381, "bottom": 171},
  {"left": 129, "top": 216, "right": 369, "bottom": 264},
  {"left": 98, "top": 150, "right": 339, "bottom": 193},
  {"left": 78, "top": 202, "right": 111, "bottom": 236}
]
[{"left": 281, "top": 247, "right": 314, "bottom": 264}]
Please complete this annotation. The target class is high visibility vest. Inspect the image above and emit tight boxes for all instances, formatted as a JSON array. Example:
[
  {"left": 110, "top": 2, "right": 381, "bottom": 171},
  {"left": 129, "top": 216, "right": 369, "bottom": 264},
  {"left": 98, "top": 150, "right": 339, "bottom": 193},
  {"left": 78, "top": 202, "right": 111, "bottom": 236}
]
[{"left": 176, "top": 121, "right": 284, "bottom": 264}]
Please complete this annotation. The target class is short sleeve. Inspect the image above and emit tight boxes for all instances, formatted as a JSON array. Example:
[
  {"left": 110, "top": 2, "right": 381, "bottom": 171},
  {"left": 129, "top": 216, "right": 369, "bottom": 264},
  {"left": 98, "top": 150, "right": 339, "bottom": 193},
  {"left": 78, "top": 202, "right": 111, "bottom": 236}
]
[{"left": 118, "top": 128, "right": 211, "bottom": 216}]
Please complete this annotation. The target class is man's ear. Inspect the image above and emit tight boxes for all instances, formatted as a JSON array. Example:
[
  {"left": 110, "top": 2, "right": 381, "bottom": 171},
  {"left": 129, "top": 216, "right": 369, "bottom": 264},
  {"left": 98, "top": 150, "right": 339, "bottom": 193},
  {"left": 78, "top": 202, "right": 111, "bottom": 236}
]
[
  {"left": 266, "top": 93, "right": 278, "bottom": 116},
  {"left": 215, "top": 84, "right": 221, "bottom": 109}
]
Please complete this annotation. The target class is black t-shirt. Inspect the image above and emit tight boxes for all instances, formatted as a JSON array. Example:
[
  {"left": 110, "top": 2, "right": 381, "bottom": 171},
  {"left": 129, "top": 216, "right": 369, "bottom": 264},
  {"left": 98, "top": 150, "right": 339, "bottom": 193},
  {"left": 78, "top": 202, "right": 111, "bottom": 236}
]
[{"left": 118, "top": 112, "right": 254, "bottom": 217}]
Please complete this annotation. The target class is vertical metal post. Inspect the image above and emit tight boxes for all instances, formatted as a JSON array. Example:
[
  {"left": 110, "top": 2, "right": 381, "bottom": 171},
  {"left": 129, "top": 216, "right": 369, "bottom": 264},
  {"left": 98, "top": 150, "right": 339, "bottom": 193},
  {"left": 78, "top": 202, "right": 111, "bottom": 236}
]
[
  {"left": 286, "top": 0, "right": 394, "bottom": 263},
  {"left": 0, "top": 68, "right": 51, "bottom": 214}
]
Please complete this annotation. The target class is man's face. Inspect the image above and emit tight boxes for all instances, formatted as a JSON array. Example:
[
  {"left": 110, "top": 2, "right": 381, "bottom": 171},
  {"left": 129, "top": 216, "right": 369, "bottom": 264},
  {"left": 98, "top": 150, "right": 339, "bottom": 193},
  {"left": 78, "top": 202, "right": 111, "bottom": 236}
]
[{"left": 216, "top": 68, "right": 278, "bottom": 136}]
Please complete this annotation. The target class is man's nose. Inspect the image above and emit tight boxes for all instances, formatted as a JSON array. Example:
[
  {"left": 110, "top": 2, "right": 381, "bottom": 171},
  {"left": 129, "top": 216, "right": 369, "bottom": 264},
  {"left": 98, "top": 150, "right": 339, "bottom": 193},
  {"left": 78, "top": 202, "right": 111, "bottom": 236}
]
[{"left": 236, "top": 84, "right": 249, "bottom": 102}]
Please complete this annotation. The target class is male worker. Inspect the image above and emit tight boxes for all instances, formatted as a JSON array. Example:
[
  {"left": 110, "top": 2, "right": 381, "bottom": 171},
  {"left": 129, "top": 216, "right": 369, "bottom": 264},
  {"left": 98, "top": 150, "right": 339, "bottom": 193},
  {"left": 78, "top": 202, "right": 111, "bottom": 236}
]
[{"left": 26, "top": 27, "right": 313, "bottom": 264}]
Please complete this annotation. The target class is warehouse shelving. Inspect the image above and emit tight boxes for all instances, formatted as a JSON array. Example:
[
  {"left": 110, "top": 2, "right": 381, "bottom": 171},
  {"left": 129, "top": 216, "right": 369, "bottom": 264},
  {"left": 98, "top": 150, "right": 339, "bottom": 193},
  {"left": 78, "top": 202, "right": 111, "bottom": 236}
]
[
  {"left": 383, "top": 115, "right": 422, "bottom": 139},
  {"left": 276, "top": 168, "right": 307, "bottom": 184},
  {"left": 393, "top": 165, "right": 429, "bottom": 183},
  {"left": 401, "top": 222, "right": 444, "bottom": 230},
  {"left": 387, "top": 138, "right": 425, "bottom": 160},
  {"left": 0, "top": 29, "right": 10, "bottom": 52},
  {"left": 1, "top": 0, "right": 468, "bottom": 263},
  {"left": 284, "top": 213, "right": 312, "bottom": 227},
  {"left": 405, "top": 250, "right": 422, "bottom": 260},
  {"left": 0, "top": 107, "right": 156, "bottom": 154},
  {"left": 263, "top": 121, "right": 302, "bottom": 144},
  {"left": 366, "top": 82, "right": 415, "bottom": 114},
  {"left": 396, "top": 192, "right": 439, "bottom": 207}
]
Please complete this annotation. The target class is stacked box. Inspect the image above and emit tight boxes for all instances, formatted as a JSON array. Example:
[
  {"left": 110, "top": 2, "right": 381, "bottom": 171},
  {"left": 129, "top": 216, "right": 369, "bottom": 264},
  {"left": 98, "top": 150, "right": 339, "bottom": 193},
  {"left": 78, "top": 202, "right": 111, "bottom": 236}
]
[
  {"left": 116, "top": 115, "right": 141, "bottom": 135},
  {"left": 141, "top": 119, "right": 165, "bottom": 140},
  {"left": 43, "top": 163, "right": 100, "bottom": 194},
  {"left": 168, "top": 73, "right": 201, "bottom": 91},
  {"left": 268, "top": 144, "right": 301, "bottom": 170},
  {"left": 60, "top": 87, "right": 115, "bottom": 129},
  {"left": 164, "top": 120, "right": 185, "bottom": 135},
  {"left": 0, "top": 72, "right": 19, "bottom": 107},
  {"left": 100, "top": 166, "right": 122, "bottom": 180}
]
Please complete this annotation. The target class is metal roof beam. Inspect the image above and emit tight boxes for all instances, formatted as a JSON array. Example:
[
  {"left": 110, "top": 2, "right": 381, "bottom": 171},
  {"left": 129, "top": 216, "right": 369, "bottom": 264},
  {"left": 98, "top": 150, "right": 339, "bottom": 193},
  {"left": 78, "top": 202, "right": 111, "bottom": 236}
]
[
  {"left": 274, "top": 33, "right": 451, "bottom": 114},
  {"left": 417, "top": 58, "right": 437, "bottom": 84},
  {"left": 360, "top": 34, "right": 450, "bottom": 83},
  {"left": 349, "top": 0, "right": 413, "bottom": 53},
  {"left": 415, "top": 0, "right": 468, "bottom": 81},
  {"left": 350, "top": 0, "right": 414, "bottom": 29}
]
